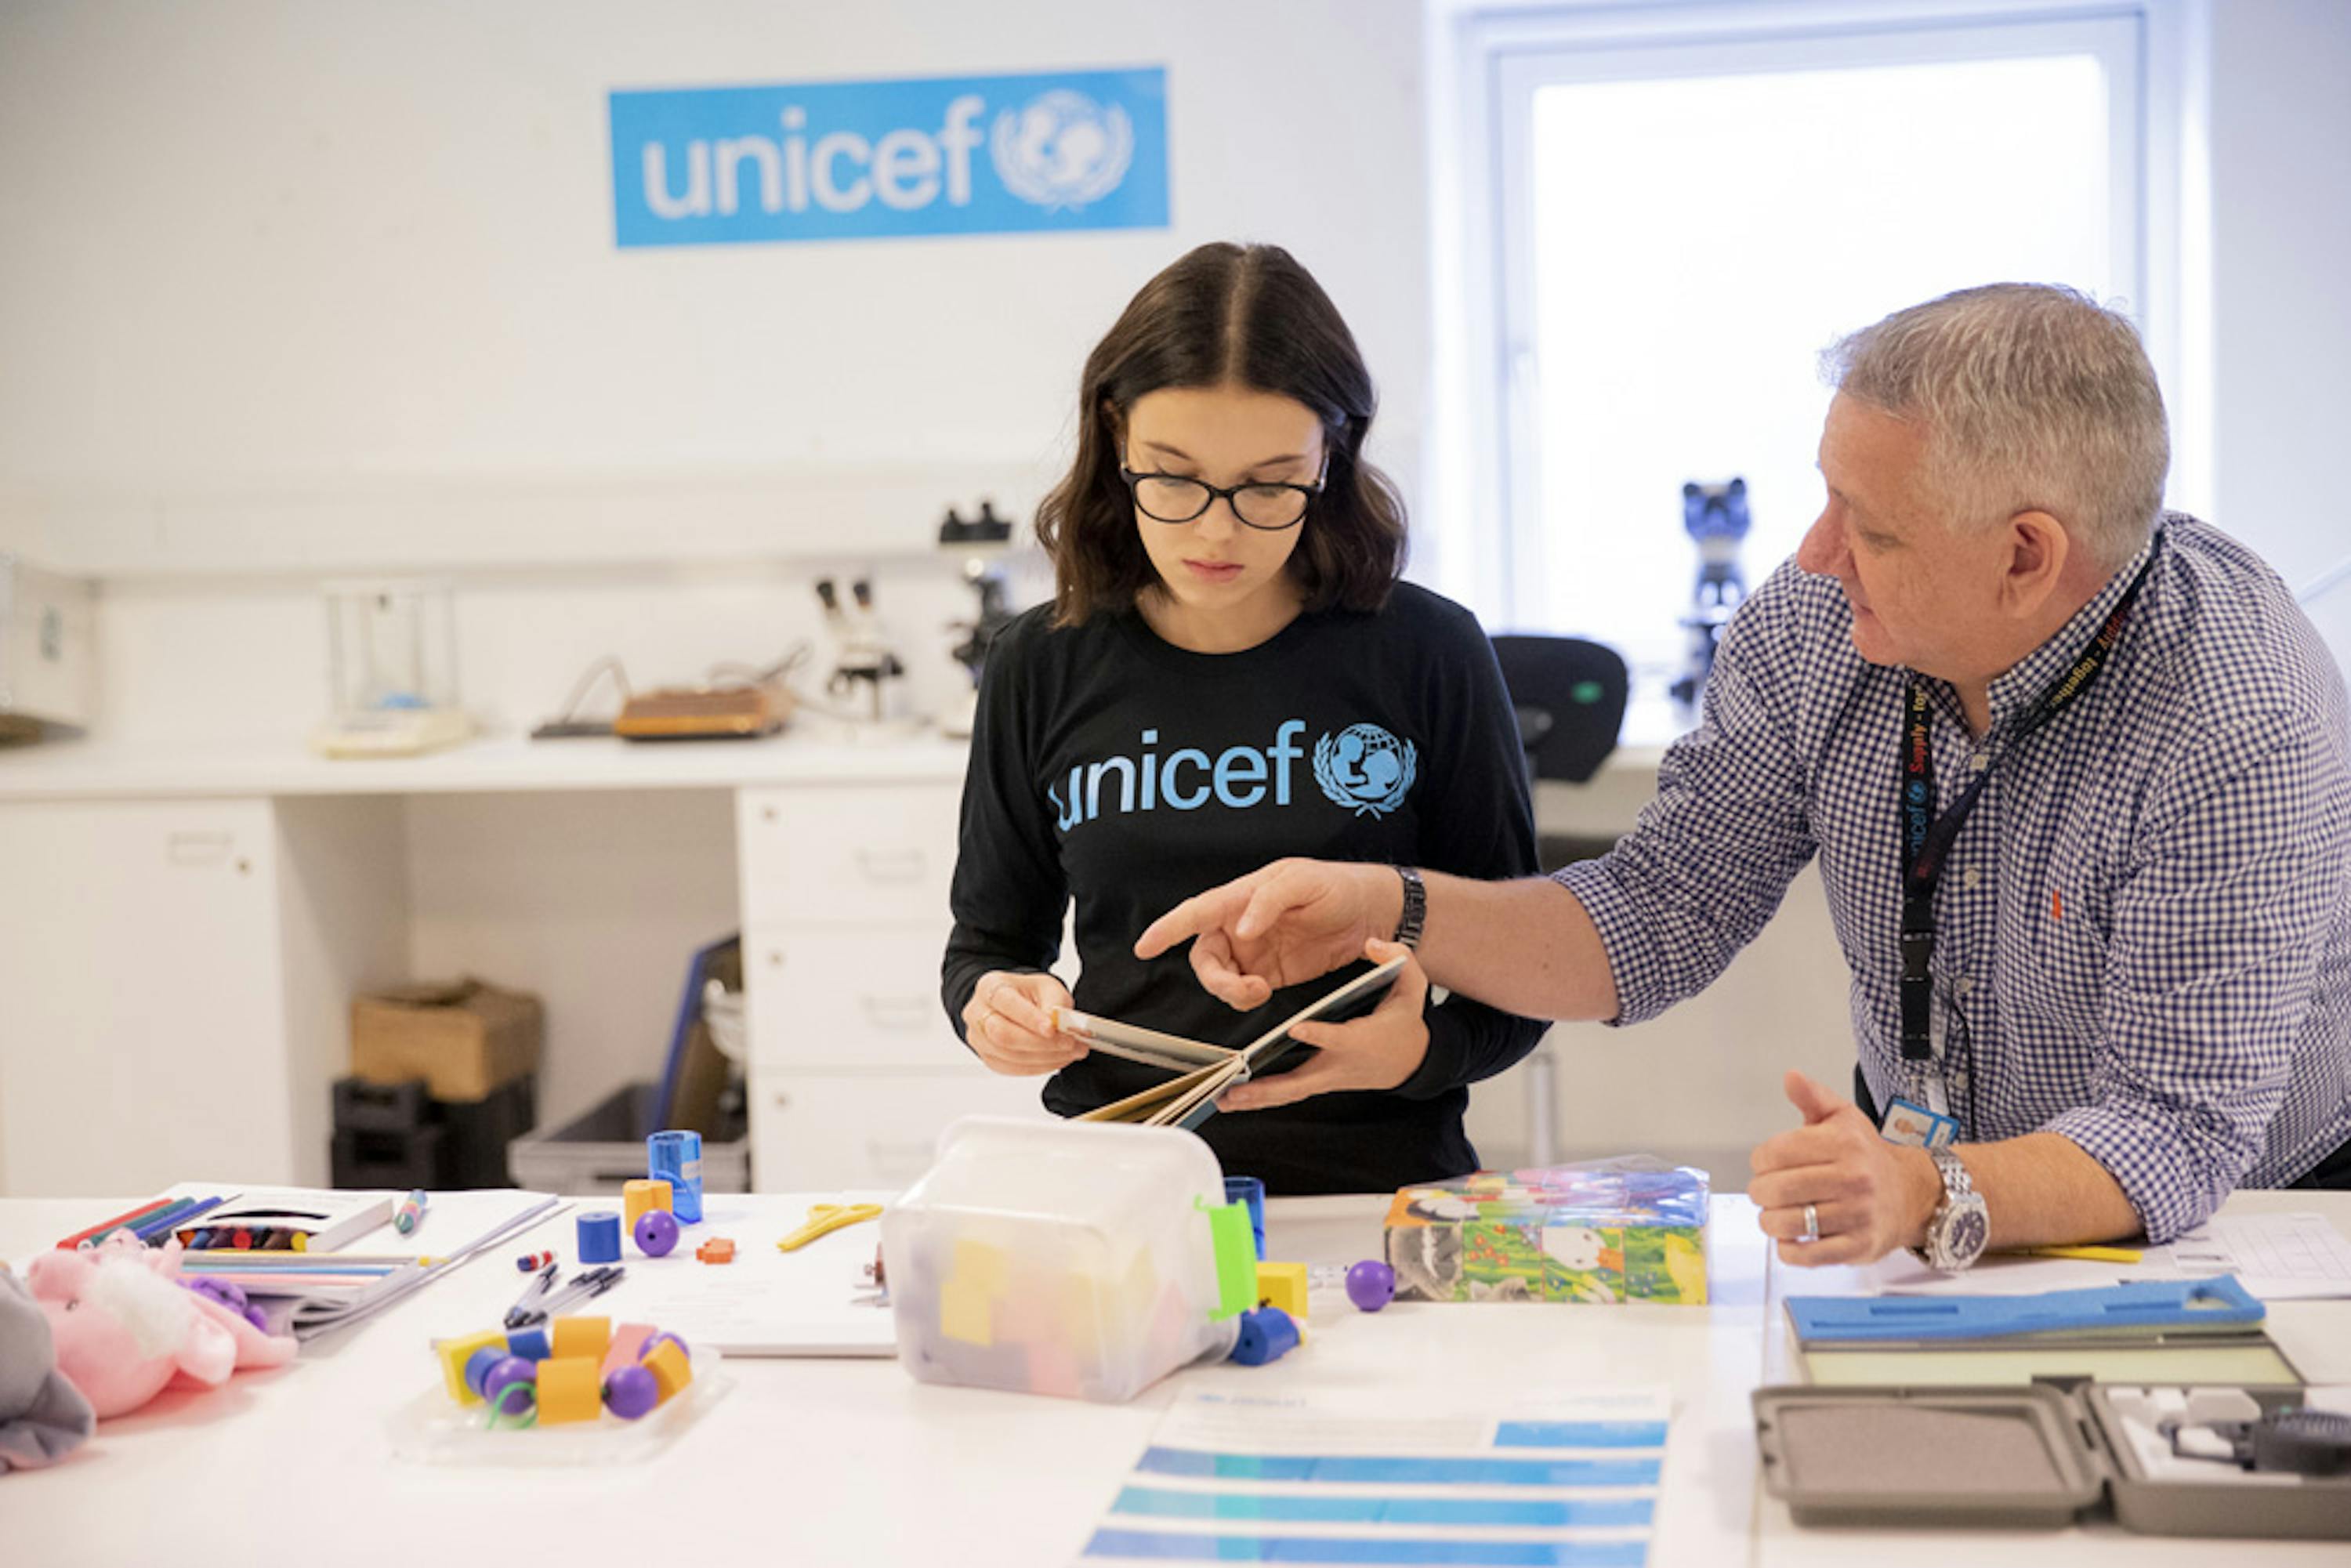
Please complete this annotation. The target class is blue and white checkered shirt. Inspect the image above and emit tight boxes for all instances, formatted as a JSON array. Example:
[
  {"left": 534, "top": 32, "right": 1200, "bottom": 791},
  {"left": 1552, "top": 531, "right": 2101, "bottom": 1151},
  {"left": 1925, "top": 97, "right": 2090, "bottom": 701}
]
[{"left": 1556, "top": 516, "right": 2351, "bottom": 1243}]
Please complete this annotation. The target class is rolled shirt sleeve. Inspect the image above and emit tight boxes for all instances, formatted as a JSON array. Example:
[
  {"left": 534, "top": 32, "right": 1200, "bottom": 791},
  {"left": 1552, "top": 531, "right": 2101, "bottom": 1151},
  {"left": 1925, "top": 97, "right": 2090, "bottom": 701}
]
[{"left": 1551, "top": 574, "right": 1820, "bottom": 1026}]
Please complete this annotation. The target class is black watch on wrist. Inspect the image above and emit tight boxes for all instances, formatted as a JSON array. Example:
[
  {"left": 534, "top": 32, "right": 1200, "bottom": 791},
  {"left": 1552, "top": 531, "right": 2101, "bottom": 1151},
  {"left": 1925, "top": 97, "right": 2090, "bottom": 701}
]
[{"left": 1391, "top": 866, "right": 1426, "bottom": 951}]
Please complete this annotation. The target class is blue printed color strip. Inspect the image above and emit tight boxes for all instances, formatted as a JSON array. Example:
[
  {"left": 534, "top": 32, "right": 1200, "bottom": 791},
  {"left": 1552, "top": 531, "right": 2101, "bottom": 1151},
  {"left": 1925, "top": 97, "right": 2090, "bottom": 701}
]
[
  {"left": 1136, "top": 1450, "right": 1661, "bottom": 1489},
  {"left": 1081, "top": 1530, "right": 1650, "bottom": 1565},
  {"left": 1111, "top": 1490, "right": 1654, "bottom": 1530},
  {"left": 1491, "top": 1422, "right": 1667, "bottom": 1451}
]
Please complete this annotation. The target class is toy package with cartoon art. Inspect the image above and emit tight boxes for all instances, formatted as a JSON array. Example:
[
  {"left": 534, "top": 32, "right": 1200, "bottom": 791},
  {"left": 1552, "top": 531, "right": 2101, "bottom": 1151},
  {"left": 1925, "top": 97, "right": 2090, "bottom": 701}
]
[{"left": 1383, "top": 1157, "right": 1709, "bottom": 1305}]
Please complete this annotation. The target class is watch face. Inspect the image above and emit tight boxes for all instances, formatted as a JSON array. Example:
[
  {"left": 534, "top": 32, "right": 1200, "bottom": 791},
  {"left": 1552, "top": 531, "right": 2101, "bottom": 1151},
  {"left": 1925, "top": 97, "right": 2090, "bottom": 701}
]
[{"left": 1947, "top": 1201, "right": 1991, "bottom": 1266}]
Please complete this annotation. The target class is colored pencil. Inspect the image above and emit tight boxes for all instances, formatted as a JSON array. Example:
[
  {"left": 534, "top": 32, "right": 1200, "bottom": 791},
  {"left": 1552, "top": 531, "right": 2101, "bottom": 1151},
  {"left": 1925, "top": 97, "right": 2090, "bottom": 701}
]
[
  {"left": 137, "top": 1194, "right": 226, "bottom": 1244},
  {"left": 56, "top": 1198, "right": 175, "bottom": 1251}
]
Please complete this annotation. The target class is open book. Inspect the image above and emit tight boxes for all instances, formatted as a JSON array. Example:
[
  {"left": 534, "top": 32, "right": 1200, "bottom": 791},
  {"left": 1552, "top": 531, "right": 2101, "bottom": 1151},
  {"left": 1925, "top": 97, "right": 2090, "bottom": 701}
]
[{"left": 1063, "top": 955, "right": 1406, "bottom": 1131}]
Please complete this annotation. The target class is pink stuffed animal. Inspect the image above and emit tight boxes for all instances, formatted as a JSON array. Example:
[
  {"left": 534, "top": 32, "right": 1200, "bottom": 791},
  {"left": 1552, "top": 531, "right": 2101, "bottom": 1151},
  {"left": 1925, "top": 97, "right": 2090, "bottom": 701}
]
[{"left": 25, "top": 1234, "right": 296, "bottom": 1419}]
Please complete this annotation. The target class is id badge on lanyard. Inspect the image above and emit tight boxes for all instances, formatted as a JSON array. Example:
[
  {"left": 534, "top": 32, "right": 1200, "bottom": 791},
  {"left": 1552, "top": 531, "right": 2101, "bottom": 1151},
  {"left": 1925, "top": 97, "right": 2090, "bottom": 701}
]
[{"left": 1883, "top": 539, "right": 2159, "bottom": 1153}]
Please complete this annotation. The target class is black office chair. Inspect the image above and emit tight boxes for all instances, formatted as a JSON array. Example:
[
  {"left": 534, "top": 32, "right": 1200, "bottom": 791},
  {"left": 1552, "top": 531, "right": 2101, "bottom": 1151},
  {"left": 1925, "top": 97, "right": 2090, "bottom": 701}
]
[{"left": 1490, "top": 634, "right": 1630, "bottom": 870}]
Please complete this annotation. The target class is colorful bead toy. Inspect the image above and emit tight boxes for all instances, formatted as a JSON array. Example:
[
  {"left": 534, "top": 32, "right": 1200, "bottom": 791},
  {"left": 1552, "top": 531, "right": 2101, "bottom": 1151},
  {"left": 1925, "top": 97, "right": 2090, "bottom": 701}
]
[
  {"left": 634, "top": 1209, "right": 680, "bottom": 1258},
  {"left": 433, "top": 1323, "right": 697, "bottom": 1431},
  {"left": 696, "top": 1237, "right": 736, "bottom": 1264},
  {"left": 1346, "top": 1258, "right": 1397, "bottom": 1313}
]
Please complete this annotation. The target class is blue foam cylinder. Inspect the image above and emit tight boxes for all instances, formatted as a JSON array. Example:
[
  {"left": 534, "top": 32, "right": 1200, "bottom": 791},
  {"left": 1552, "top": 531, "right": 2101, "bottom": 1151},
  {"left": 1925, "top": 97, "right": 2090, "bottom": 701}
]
[{"left": 578, "top": 1211, "right": 622, "bottom": 1264}]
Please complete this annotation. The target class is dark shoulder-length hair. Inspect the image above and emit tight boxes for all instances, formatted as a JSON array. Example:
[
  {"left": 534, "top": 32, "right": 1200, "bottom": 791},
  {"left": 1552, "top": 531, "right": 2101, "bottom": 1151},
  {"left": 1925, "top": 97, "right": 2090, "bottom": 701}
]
[{"left": 1035, "top": 242, "right": 1407, "bottom": 625}]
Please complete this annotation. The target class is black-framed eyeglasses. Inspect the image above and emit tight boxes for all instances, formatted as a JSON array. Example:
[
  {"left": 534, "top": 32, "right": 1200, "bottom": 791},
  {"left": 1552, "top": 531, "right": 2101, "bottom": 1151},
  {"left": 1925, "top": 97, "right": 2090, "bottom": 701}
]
[{"left": 1119, "top": 457, "right": 1327, "bottom": 532}]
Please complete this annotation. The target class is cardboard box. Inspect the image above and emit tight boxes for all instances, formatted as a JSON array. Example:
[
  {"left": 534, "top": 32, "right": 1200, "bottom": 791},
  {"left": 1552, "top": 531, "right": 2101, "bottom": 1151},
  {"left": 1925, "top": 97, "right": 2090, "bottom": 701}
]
[
  {"left": 350, "top": 979, "right": 543, "bottom": 1103},
  {"left": 1384, "top": 1159, "right": 1710, "bottom": 1305}
]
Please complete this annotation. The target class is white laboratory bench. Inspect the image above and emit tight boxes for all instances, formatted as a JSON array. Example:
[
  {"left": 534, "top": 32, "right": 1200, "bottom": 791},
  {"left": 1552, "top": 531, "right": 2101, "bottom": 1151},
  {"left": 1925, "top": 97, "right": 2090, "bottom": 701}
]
[
  {"left": 0, "top": 716, "right": 1850, "bottom": 1202},
  {"left": 3, "top": 1190, "right": 2346, "bottom": 1567}
]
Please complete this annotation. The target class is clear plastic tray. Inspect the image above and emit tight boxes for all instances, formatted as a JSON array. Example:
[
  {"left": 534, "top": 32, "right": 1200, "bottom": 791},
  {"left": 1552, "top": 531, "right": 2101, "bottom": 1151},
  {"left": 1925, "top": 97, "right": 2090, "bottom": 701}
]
[{"left": 385, "top": 1345, "right": 731, "bottom": 1466}]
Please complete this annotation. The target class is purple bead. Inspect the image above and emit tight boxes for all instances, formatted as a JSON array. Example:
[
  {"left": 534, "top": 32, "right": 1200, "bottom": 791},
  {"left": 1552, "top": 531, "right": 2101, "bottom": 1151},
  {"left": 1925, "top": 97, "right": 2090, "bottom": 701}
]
[
  {"left": 464, "top": 1345, "right": 508, "bottom": 1399},
  {"left": 1345, "top": 1258, "right": 1396, "bottom": 1313},
  {"left": 480, "top": 1355, "right": 537, "bottom": 1407},
  {"left": 634, "top": 1209, "right": 680, "bottom": 1258},
  {"left": 603, "top": 1363, "right": 660, "bottom": 1420}
]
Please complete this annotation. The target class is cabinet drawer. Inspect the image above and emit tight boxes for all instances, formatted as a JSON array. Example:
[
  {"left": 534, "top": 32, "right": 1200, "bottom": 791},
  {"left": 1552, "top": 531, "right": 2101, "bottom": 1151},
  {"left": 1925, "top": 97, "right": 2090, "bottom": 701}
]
[
  {"left": 750, "top": 1069, "right": 1049, "bottom": 1191},
  {"left": 738, "top": 783, "right": 961, "bottom": 927},
  {"left": 745, "top": 924, "right": 962, "bottom": 1069}
]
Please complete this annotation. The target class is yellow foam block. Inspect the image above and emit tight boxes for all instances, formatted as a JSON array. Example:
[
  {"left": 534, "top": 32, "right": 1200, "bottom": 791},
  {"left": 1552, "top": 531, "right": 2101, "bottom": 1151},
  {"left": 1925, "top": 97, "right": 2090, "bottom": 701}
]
[
  {"left": 435, "top": 1328, "right": 510, "bottom": 1407},
  {"left": 623, "top": 1179, "right": 674, "bottom": 1229},
  {"left": 641, "top": 1338, "right": 694, "bottom": 1406},
  {"left": 1257, "top": 1261, "right": 1308, "bottom": 1323},
  {"left": 940, "top": 1275, "right": 994, "bottom": 1347},
  {"left": 536, "top": 1356, "right": 603, "bottom": 1425},
  {"left": 951, "top": 1236, "right": 1009, "bottom": 1293},
  {"left": 552, "top": 1315, "right": 611, "bottom": 1363}
]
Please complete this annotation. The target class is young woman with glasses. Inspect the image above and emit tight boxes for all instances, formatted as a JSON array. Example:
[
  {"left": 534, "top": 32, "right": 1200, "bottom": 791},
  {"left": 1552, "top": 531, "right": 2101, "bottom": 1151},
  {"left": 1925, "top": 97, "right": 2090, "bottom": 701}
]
[{"left": 940, "top": 243, "right": 1547, "bottom": 1194}]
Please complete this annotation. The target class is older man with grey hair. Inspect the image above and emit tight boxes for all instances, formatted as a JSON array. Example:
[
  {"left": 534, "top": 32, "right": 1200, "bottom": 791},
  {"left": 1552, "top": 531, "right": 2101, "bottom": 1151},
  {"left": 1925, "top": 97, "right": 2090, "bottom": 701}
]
[{"left": 1138, "top": 283, "right": 2351, "bottom": 1270}]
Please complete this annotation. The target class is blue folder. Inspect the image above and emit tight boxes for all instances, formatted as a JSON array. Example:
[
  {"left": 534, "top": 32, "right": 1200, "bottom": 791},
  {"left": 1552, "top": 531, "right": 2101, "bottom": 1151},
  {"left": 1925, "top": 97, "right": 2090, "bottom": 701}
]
[{"left": 1787, "top": 1276, "right": 2264, "bottom": 1343}]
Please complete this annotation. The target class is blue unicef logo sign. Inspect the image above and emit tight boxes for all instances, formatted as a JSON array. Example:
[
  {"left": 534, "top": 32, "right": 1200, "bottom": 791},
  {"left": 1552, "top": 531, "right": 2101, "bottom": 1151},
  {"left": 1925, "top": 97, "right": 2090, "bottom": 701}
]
[
  {"left": 610, "top": 69, "right": 1168, "bottom": 248},
  {"left": 1313, "top": 725, "right": 1418, "bottom": 818},
  {"left": 992, "top": 89, "right": 1134, "bottom": 211}
]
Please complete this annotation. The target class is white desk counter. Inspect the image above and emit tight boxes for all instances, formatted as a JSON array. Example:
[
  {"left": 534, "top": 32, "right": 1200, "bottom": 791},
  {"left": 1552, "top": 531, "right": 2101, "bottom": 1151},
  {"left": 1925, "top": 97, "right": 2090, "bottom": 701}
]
[{"left": 5, "top": 1191, "right": 2346, "bottom": 1566}]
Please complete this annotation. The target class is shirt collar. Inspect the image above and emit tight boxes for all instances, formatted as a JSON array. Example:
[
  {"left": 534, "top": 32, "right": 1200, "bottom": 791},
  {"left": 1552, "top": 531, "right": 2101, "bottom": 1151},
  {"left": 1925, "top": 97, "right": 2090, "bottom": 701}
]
[{"left": 1977, "top": 527, "right": 2163, "bottom": 729}]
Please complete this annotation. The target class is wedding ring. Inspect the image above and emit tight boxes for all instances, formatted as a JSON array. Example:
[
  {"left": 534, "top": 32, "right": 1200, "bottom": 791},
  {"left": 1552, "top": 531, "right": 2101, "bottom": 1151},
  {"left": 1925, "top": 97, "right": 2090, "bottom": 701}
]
[{"left": 1800, "top": 1203, "right": 1820, "bottom": 1244}]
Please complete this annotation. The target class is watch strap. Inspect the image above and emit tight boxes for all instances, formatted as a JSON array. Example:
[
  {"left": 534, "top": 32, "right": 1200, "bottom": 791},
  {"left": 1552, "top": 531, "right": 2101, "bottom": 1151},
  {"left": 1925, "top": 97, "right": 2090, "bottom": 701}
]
[{"left": 1392, "top": 866, "right": 1426, "bottom": 951}]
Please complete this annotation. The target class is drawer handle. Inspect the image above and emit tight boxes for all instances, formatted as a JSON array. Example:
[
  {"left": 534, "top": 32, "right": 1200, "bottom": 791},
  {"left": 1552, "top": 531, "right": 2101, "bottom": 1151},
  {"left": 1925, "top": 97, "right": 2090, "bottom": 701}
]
[
  {"left": 853, "top": 848, "right": 928, "bottom": 883},
  {"left": 860, "top": 996, "right": 936, "bottom": 1031},
  {"left": 166, "top": 831, "right": 234, "bottom": 867}
]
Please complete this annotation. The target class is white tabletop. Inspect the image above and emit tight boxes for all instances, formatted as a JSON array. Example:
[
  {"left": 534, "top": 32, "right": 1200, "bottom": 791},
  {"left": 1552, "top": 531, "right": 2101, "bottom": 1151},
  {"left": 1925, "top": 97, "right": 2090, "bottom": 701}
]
[{"left": 5, "top": 1190, "right": 2346, "bottom": 1566}]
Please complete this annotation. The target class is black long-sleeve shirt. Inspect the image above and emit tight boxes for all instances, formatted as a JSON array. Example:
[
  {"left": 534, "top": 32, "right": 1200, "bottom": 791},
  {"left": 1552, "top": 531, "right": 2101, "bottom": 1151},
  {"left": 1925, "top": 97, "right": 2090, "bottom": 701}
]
[{"left": 941, "top": 581, "right": 1549, "bottom": 1193}]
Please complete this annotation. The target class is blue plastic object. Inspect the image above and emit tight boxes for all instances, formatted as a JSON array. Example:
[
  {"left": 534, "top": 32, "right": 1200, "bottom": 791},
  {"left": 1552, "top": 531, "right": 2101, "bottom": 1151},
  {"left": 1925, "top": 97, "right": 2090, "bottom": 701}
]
[
  {"left": 463, "top": 1344, "right": 508, "bottom": 1398},
  {"left": 648, "top": 1128, "right": 705, "bottom": 1225},
  {"left": 1223, "top": 1176, "right": 1266, "bottom": 1261},
  {"left": 578, "top": 1211, "right": 622, "bottom": 1264},
  {"left": 1227, "top": 1306, "right": 1300, "bottom": 1367},
  {"left": 1787, "top": 1276, "right": 2264, "bottom": 1343},
  {"left": 507, "top": 1327, "right": 553, "bottom": 1362}
]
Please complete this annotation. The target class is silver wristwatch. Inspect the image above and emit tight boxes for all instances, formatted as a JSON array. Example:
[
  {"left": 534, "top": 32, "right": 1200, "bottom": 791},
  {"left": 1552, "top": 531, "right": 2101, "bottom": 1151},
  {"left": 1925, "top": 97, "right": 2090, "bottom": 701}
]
[{"left": 1918, "top": 1146, "right": 1990, "bottom": 1273}]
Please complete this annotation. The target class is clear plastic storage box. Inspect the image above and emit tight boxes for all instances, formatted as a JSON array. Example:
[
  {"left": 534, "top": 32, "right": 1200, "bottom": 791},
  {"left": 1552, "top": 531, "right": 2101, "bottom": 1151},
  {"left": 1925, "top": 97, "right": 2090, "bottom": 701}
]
[{"left": 883, "top": 1116, "right": 1231, "bottom": 1403}]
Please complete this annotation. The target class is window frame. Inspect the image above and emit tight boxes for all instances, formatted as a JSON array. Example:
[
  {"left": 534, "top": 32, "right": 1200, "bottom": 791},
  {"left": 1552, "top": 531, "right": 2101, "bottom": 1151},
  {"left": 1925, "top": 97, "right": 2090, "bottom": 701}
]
[{"left": 1432, "top": 0, "right": 2196, "bottom": 643}]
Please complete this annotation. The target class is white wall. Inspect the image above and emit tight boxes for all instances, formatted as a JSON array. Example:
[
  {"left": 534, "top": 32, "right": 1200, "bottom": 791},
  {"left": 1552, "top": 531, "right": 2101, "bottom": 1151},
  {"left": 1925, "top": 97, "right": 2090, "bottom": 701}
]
[
  {"left": 2204, "top": 0, "right": 2351, "bottom": 656},
  {"left": 0, "top": 0, "right": 1432, "bottom": 1132},
  {"left": 0, "top": 0, "right": 1429, "bottom": 571}
]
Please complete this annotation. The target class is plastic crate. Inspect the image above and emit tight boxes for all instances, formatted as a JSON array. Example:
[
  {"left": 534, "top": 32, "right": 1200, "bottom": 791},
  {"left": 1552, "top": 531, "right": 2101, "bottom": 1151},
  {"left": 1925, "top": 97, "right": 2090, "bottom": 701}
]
[{"left": 507, "top": 1082, "right": 748, "bottom": 1197}]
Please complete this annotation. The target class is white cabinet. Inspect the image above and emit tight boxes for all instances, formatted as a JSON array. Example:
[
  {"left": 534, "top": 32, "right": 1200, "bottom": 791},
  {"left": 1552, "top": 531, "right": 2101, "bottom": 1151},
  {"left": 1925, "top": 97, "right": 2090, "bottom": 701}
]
[
  {"left": 737, "top": 780, "right": 1035, "bottom": 1189},
  {"left": 748, "top": 1064, "right": 1049, "bottom": 1191},
  {"left": 0, "top": 796, "right": 405, "bottom": 1196}
]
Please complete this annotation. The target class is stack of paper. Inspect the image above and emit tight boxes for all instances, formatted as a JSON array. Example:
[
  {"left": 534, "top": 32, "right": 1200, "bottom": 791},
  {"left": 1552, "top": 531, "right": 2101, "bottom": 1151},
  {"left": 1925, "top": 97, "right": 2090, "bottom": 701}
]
[
  {"left": 1081, "top": 1387, "right": 1671, "bottom": 1566},
  {"left": 165, "top": 1184, "right": 567, "bottom": 1339}
]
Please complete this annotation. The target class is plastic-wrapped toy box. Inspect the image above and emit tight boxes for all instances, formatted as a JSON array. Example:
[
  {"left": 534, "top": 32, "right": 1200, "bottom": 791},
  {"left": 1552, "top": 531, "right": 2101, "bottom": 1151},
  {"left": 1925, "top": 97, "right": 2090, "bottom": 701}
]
[
  {"left": 883, "top": 1116, "right": 1234, "bottom": 1403},
  {"left": 1384, "top": 1157, "right": 1709, "bottom": 1305}
]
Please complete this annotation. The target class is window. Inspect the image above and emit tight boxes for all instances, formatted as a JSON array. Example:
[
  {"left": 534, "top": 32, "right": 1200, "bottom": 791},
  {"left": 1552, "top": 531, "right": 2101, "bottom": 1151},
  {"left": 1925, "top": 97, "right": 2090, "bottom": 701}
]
[{"left": 1441, "top": 4, "right": 2172, "bottom": 715}]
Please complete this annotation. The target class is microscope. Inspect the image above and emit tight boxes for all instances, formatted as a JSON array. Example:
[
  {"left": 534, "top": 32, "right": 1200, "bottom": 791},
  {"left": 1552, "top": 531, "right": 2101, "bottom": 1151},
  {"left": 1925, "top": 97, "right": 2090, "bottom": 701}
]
[
  {"left": 815, "top": 576, "right": 909, "bottom": 726},
  {"left": 1668, "top": 478, "right": 1751, "bottom": 711},
  {"left": 939, "top": 501, "right": 1018, "bottom": 738}
]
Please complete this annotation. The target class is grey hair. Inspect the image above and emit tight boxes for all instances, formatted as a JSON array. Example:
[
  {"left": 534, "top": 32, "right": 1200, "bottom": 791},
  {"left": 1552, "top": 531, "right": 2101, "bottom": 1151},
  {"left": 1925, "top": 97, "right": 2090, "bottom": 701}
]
[{"left": 1820, "top": 284, "right": 2169, "bottom": 570}]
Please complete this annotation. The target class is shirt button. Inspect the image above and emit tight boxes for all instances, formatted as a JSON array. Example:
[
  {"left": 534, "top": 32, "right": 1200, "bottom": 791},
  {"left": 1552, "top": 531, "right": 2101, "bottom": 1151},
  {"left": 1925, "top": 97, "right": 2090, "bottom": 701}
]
[
  {"left": 1955, "top": 976, "right": 1975, "bottom": 998},
  {"left": 1963, "top": 867, "right": 1982, "bottom": 890},
  {"left": 1970, "top": 752, "right": 1991, "bottom": 771}
]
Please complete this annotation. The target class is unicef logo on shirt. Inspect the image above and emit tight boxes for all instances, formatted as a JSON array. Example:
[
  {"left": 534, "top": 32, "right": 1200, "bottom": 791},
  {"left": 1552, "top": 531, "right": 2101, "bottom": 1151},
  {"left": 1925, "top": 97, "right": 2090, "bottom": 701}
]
[
  {"left": 991, "top": 89, "right": 1134, "bottom": 210},
  {"left": 1313, "top": 725, "right": 1418, "bottom": 818}
]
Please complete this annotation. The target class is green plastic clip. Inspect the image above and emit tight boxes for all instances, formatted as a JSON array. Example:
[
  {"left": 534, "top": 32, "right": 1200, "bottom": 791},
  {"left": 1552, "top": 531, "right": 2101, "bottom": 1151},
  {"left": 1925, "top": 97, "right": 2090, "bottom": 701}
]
[{"left": 1200, "top": 1197, "right": 1259, "bottom": 1322}]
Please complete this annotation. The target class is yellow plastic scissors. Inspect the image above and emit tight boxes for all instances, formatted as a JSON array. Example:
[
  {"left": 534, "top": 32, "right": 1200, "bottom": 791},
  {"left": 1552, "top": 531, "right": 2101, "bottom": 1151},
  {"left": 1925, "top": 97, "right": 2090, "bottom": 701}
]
[{"left": 777, "top": 1202, "right": 883, "bottom": 1253}]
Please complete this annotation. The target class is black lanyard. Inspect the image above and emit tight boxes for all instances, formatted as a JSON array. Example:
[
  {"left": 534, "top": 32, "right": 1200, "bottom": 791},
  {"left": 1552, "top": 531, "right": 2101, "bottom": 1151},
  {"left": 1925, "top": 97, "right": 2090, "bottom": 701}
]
[{"left": 1897, "top": 544, "right": 2161, "bottom": 1066}]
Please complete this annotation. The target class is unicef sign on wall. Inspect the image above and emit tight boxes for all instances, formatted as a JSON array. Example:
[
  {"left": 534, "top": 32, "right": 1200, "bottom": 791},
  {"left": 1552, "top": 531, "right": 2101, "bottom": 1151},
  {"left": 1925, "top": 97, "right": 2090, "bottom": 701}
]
[{"left": 609, "top": 68, "right": 1168, "bottom": 247}]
